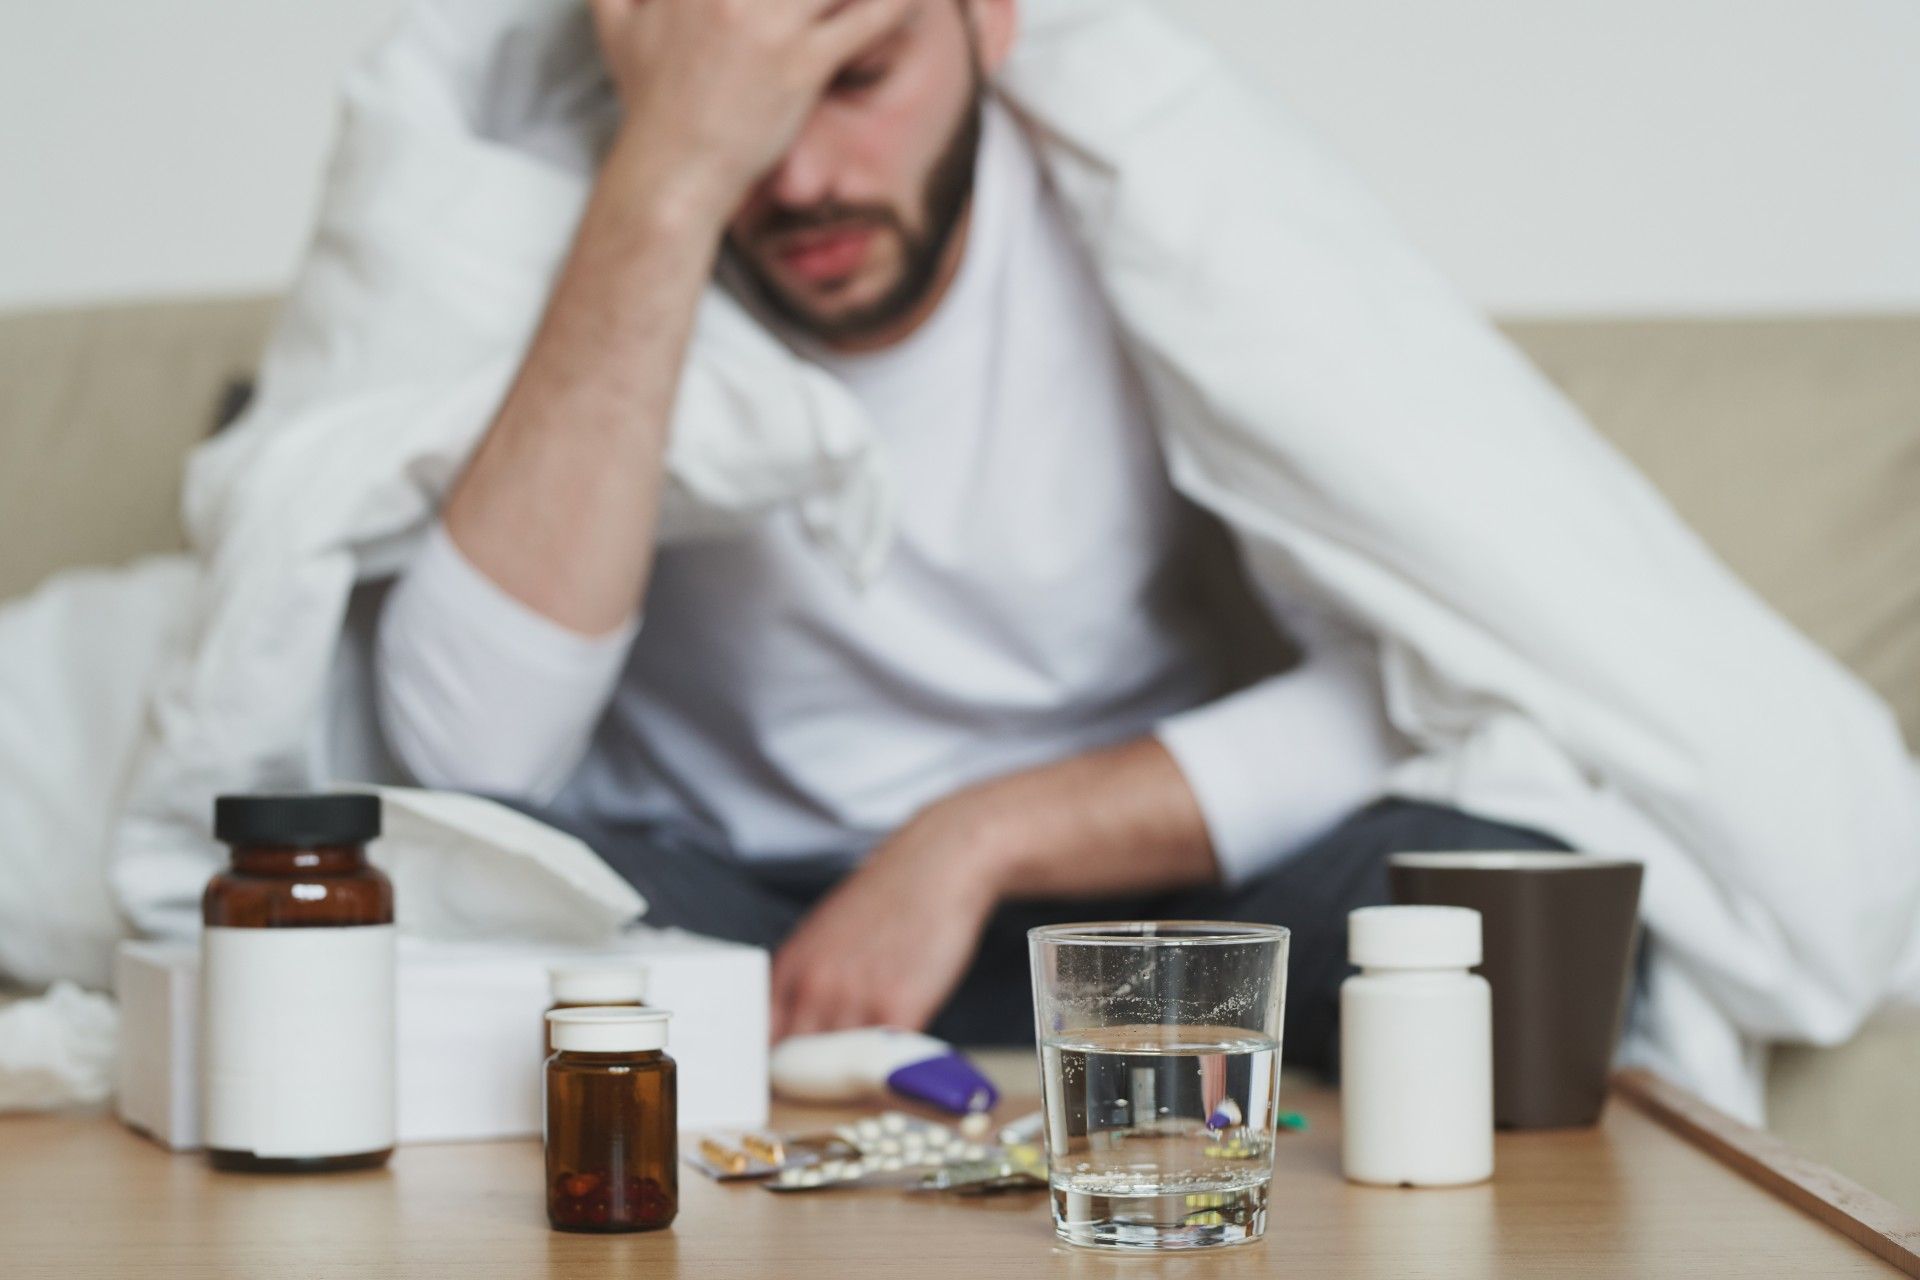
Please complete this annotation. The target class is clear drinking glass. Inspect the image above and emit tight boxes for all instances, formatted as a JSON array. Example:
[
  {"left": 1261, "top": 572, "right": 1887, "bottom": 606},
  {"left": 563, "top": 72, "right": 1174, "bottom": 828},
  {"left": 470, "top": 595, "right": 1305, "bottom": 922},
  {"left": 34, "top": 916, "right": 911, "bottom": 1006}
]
[{"left": 1028, "top": 922, "right": 1289, "bottom": 1250}]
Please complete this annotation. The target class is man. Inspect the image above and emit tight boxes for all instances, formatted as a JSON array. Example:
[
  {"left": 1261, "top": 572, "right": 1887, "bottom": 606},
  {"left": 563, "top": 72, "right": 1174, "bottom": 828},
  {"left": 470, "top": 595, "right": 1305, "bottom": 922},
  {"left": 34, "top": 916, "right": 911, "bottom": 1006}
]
[{"left": 375, "top": 0, "right": 1570, "bottom": 1068}]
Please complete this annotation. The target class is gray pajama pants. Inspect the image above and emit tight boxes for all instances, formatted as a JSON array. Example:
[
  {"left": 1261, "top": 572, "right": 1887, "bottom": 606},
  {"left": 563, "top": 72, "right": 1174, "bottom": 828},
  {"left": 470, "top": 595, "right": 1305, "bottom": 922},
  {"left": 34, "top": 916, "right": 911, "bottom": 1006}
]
[{"left": 514, "top": 796, "right": 1568, "bottom": 1075}]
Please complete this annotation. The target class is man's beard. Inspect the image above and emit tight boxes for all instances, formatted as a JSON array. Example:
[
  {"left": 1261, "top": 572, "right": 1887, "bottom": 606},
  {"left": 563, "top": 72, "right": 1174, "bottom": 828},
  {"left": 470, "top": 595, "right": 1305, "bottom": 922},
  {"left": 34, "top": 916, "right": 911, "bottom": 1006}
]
[{"left": 727, "top": 92, "right": 984, "bottom": 346}]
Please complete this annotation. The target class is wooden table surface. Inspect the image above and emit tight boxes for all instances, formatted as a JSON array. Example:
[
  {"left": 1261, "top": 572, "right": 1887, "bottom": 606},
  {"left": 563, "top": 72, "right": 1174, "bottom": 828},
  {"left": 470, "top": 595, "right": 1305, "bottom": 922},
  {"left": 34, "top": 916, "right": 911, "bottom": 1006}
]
[{"left": 3, "top": 1072, "right": 1913, "bottom": 1278}]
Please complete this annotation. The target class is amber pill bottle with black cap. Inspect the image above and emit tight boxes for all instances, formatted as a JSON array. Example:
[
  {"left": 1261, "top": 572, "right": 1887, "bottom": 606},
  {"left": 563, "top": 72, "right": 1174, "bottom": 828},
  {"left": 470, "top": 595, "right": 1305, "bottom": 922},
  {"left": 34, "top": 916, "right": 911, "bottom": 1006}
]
[{"left": 201, "top": 792, "right": 395, "bottom": 1173}]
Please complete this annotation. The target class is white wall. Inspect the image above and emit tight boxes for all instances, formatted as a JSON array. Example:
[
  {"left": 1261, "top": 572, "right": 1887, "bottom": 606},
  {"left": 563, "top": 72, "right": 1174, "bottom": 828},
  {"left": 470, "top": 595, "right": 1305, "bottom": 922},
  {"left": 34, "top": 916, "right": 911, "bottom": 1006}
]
[
  {"left": 2, "top": 0, "right": 1917, "bottom": 314},
  {"left": 0, "top": 0, "right": 401, "bottom": 311},
  {"left": 1172, "top": 0, "right": 1920, "bottom": 315}
]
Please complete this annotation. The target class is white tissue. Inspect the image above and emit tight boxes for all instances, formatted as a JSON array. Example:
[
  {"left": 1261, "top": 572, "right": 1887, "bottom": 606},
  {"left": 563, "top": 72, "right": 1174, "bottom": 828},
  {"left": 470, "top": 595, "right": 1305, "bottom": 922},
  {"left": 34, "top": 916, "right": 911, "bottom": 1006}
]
[
  {"left": 0, "top": 980, "right": 120, "bottom": 1112},
  {"left": 371, "top": 788, "right": 646, "bottom": 944}
]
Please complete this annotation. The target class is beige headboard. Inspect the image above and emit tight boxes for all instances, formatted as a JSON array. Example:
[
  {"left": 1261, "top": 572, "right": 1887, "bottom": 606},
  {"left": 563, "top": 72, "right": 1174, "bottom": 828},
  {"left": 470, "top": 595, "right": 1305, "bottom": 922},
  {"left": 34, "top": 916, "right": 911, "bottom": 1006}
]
[{"left": 0, "top": 295, "right": 280, "bottom": 599}]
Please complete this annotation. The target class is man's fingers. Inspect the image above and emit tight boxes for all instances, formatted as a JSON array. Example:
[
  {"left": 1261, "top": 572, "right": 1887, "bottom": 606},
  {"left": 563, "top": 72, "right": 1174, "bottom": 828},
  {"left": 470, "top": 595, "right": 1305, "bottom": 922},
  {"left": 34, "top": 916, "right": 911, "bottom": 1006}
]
[
  {"left": 586, "top": 0, "right": 631, "bottom": 37},
  {"left": 874, "top": 985, "right": 928, "bottom": 1033},
  {"left": 779, "top": 959, "right": 873, "bottom": 1040},
  {"left": 784, "top": 974, "right": 844, "bottom": 1039},
  {"left": 816, "top": 971, "right": 871, "bottom": 1037},
  {"left": 769, "top": 945, "right": 807, "bottom": 1042},
  {"left": 802, "top": 0, "right": 888, "bottom": 21},
  {"left": 768, "top": 1004, "right": 785, "bottom": 1044},
  {"left": 772, "top": 946, "right": 830, "bottom": 1041},
  {"left": 769, "top": 978, "right": 793, "bottom": 1043},
  {"left": 785, "top": 1003, "right": 829, "bottom": 1039},
  {"left": 808, "top": 0, "right": 917, "bottom": 67},
  {"left": 816, "top": 0, "right": 916, "bottom": 47}
]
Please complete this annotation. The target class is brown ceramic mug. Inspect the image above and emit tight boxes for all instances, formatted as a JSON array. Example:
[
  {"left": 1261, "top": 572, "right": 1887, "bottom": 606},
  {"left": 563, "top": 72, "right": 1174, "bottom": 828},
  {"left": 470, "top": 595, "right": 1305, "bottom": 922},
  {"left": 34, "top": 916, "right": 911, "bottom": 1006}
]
[{"left": 1388, "top": 852, "right": 1643, "bottom": 1129}]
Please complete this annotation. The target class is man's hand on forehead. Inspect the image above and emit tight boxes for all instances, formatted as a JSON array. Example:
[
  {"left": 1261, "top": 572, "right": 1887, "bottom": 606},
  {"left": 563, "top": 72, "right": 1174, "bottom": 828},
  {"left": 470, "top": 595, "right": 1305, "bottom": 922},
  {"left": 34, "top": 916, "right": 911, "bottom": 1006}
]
[{"left": 588, "top": 0, "right": 918, "bottom": 220}]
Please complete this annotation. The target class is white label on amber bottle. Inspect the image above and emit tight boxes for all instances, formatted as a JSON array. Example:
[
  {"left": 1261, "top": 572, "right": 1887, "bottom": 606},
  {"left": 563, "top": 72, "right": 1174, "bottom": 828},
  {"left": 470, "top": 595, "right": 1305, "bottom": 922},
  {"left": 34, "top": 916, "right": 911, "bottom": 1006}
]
[{"left": 201, "top": 925, "right": 396, "bottom": 1158}]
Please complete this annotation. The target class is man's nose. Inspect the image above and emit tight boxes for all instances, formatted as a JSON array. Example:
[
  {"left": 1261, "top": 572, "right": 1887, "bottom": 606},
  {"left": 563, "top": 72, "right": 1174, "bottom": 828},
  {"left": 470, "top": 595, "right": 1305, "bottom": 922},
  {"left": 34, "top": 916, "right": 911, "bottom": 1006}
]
[{"left": 764, "top": 111, "right": 843, "bottom": 210}]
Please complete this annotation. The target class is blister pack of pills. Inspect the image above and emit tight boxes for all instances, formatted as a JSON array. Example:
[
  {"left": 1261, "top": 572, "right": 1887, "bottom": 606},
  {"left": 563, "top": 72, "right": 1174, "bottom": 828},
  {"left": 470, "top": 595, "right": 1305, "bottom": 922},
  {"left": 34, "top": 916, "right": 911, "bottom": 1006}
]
[
  {"left": 686, "top": 1129, "right": 857, "bottom": 1181},
  {"left": 689, "top": 1111, "right": 1048, "bottom": 1195},
  {"left": 764, "top": 1112, "right": 994, "bottom": 1191}
]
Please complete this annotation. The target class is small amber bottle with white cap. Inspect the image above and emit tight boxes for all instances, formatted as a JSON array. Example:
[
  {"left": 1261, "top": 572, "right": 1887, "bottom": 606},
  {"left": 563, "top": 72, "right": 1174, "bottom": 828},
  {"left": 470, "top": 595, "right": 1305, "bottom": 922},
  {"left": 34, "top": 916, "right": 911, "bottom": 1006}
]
[
  {"left": 1340, "top": 905, "right": 1493, "bottom": 1187},
  {"left": 545, "top": 964, "right": 649, "bottom": 1054},
  {"left": 545, "top": 1007, "right": 677, "bottom": 1232}
]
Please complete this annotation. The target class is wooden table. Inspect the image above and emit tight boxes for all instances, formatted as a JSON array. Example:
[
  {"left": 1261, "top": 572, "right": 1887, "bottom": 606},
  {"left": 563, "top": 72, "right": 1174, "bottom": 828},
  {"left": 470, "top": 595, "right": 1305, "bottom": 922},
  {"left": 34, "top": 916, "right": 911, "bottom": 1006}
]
[{"left": 4, "top": 1071, "right": 1916, "bottom": 1278}]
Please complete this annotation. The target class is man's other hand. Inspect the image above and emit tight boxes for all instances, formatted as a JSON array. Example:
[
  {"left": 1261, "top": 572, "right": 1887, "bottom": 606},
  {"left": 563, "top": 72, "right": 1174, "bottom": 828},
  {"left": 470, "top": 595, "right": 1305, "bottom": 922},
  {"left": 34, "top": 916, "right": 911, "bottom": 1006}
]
[
  {"left": 769, "top": 789, "right": 1004, "bottom": 1041},
  {"left": 590, "top": 0, "right": 916, "bottom": 215},
  {"left": 767, "top": 736, "right": 1219, "bottom": 1042}
]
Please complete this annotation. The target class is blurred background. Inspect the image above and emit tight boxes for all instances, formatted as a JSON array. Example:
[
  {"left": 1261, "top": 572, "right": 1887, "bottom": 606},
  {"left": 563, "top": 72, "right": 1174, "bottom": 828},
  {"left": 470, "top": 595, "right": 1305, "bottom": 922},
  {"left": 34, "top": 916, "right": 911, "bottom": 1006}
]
[
  {"left": 1, "top": 0, "right": 1916, "bottom": 1213},
  {"left": 3, "top": 0, "right": 1917, "bottom": 313}
]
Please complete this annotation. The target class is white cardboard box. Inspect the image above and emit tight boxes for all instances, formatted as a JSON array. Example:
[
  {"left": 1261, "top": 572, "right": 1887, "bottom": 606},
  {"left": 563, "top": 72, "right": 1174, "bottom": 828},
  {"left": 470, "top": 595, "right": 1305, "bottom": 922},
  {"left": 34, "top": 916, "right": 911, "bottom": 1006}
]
[{"left": 115, "top": 930, "right": 768, "bottom": 1148}]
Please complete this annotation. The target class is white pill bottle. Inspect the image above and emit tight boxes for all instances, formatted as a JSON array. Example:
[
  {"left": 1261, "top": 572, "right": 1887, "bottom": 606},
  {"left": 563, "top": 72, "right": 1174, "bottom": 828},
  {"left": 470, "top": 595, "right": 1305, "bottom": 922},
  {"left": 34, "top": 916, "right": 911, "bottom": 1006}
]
[{"left": 1340, "top": 905, "right": 1493, "bottom": 1186}]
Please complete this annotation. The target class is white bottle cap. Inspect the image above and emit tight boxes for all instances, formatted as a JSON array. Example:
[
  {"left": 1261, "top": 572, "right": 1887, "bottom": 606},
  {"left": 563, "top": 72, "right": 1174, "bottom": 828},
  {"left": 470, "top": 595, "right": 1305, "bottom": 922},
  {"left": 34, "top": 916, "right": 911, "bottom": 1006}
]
[
  {"left": 547, "top": 1007, "right": 671, "bottom": 1053},
  {"left": 548, "top": 962, "right": 650, "bottom": 1005},
  {"left": 1348, "top": 905, "right": 1482, "bottom": 969}
]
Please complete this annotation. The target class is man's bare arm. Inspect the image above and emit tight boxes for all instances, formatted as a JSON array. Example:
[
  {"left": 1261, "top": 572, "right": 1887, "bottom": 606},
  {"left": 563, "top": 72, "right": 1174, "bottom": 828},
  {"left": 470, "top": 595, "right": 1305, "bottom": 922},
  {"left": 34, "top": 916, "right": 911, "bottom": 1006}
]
[
  {"left": 970, "top": 735, "right": 1218, "bottom": 898},
  {"left": 441, "top": 143, "right": 721, "bottom": 634},
  {"left": 440, "top": 0, "right": 914, "bottom": 634}
]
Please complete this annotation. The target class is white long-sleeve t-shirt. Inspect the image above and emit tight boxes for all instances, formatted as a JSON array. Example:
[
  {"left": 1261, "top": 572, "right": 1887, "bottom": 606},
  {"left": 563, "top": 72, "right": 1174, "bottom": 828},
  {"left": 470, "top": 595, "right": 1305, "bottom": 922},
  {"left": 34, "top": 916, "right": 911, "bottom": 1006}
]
[{"left": 376, "top": 103, "right": 1403, "bottom": 884}]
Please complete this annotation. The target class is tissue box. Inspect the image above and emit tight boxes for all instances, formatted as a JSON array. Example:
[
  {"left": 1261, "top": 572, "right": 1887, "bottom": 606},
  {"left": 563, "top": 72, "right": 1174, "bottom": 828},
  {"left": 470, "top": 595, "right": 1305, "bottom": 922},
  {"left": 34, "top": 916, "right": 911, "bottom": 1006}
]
[{"left": 115, "top": 930, "right": 767, "bottom": 1149}]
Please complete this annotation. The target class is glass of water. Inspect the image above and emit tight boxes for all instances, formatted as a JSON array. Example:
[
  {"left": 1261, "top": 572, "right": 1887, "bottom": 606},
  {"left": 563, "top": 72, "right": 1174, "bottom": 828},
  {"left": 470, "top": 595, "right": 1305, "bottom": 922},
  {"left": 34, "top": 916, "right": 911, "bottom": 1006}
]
[{"left": 1028, "top": 921, "right": 1289, "bottom": 1250}]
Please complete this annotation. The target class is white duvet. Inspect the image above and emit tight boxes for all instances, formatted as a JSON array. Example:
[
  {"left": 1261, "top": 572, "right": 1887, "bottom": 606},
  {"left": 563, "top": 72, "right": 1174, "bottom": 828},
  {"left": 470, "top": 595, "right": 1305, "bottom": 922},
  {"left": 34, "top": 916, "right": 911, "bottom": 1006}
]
[{"left": 2, "top": 0, "right": 1914, "bottom": 1121}]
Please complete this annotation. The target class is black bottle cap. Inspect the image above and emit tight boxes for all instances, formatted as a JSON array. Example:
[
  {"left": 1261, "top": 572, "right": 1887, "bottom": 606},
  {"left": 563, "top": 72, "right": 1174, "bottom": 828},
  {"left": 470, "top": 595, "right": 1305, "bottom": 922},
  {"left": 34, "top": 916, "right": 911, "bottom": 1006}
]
[{"left": 214, "top": 792, "right": 382, "bottom": 847}]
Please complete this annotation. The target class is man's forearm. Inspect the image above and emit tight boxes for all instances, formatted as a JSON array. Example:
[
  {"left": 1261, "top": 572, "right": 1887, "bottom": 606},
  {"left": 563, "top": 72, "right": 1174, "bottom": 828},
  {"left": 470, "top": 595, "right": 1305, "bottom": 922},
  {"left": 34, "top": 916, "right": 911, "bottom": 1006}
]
[
  {"left": 969, "top": 735, "right": 1221, "bottom": 900},
  {"left": 441, "top": 131, "right": 733, "bottom": 635},
  {"left": 769, "top": 735, "right": 1220, "bottom": 1039}
]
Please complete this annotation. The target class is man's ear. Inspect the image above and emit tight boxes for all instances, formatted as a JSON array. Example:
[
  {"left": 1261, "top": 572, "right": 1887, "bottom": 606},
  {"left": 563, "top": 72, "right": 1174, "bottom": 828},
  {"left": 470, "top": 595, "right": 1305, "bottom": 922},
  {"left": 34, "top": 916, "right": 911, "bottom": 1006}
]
[{"left": 968, "top": 0, "right": 1019, "bottom": 77}]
